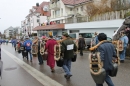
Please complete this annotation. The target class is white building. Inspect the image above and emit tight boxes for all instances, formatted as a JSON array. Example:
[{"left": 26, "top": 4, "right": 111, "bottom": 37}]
[
  {"left": 65, "top": 19, "right": 124, "bottom": 38},
  {"left": 21, "top": 2, "right": 50, "bottom": 36},
  {"left": 4, "top": 26, "right": 22, "bottom": 39},
  {"left": 49, "top": 0, "right": 92, "bottom": 24},
  {"left": 4, "top": 26, "right": 14, "bottom": 38}
]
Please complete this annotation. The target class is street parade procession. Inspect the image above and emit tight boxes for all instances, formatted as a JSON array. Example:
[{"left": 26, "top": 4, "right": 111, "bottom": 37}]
[{"left": 1, "top": 16, "right": 130, "bottom": 86}]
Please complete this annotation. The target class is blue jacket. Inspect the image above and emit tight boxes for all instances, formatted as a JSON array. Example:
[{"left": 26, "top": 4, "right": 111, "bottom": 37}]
[
  {"left": 13, "top": 39, "right": 17, "bottom": 47},
  {"left": 24, "top": 39, "right": 32, "bottom": 50},
  {"left": 120, "top": 35, "right": 128, "bottom": 47},
  {"left": 98, "top": 42, "right": 117, "bottom": 71},
  {"left": 94, "top": 36, "right": 99, "bottom": 45}
]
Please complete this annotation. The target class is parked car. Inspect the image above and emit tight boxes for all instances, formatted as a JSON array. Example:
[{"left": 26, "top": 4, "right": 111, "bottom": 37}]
[
  {"left": 69, "top": 32, "right": 94, "bottom": 49},
  {"left": 90, "top": 37, "right": 112, "bottom": 47}
]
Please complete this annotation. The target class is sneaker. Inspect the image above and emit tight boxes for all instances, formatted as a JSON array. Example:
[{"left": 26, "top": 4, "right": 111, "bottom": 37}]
[
  {"left": 39, "top": 63, "right": 43, "bottom": 65},
  {"left": 66, "top": 75, "right": 72, "bottom": 80},
  {"left": 64, "top": 74, "right": 67, "bottom": 78}
]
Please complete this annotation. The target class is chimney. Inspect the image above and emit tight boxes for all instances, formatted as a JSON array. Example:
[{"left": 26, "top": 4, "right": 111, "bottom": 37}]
[{"left": 36, "top": 3, "right": 39, "bottom": 7}]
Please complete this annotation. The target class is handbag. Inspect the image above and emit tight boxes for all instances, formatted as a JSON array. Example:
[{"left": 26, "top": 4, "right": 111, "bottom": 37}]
[
  {"left": 72, "top": 53, "right": 77, "bottom": 62},
  {"left": 56, "top": 57, "right": 64, "bottom": 67}
]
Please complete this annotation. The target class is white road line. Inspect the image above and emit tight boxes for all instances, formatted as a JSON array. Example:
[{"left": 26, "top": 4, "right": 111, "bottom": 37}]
[{"left": 2, "top": 48, "right": 63, "bottom": 86}]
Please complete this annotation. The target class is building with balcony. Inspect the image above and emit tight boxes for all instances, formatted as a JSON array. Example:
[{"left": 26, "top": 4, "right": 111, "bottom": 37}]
[
  {"left": 4, "top": 26, "right": 22, "bottom": 39},
  {"left": 49, "top": 0, "right": 92, "bottom": 24},
  {"left": 4, "top": 26, "right": 14, "bottom": 38},
  {"left": 21, "top": 1, "right": 51, "bottom": 36}
]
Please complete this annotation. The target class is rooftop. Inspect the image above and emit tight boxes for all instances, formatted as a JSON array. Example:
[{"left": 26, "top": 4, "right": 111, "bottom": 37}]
[
  {"left": 62, "top": 0, "right": 90, "bottom": 5},
  {"left": 33, "top": 24, "right": 64, "bottom": 31}
]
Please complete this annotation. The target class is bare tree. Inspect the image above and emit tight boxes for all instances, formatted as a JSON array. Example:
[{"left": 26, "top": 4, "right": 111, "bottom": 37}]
[{"left": 85, "top": 0, "right": 130, "bottom": 20}]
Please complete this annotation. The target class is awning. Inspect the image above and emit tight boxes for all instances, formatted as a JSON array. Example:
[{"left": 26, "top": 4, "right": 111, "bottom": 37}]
[{"left": 33, "top": 24, "right": 64, "bottom": 31}]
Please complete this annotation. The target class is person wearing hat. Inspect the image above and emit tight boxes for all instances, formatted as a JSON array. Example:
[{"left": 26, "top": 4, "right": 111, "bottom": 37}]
[
  {"left": 45, "top": 34, "right": 57, "bottom": 72},
  {"left": 23, "top": 36, "right": 33, "bottom": 62},
  {"left": 61, "top": 32, "right": 77, "bottom": 80}
]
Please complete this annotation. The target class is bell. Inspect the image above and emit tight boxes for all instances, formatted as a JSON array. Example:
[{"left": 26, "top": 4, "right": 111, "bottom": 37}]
[{"left": 91, "top": 68, "right": 106, "bottom": 84}]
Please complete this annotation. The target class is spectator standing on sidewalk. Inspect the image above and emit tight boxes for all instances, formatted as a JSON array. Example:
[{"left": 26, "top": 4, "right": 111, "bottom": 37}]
[
  {"left": 94, "top": 32, "right": 99, "bottom": 45},
  {"left": 119, "top": 30, "right": 128, "bottom": 63}
]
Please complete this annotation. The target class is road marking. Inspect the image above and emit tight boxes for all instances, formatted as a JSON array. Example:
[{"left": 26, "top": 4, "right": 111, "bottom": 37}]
[{"left": 2, "top": 48, "right": 63, "bottom": 86}]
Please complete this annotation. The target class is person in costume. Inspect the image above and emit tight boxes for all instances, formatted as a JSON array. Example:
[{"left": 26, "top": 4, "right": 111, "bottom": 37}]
[
  {"left": 61, "top": 32, "right": 77, "bottom": 80},
  {"left": 37, "top": 36, "right": 46, "bottom": 65},
  {"left": 45, "top": 33, "right": 57, "bottom": 72},
  {"left": 96, "top": 33, "right": 117, "bottom": 86},
  {"left": 119, "top": 31, "right": 128, "bottom": 63}
]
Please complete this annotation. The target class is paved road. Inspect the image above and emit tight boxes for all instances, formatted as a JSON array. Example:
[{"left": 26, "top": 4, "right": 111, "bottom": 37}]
[{"left": 1, "top": 44, "right": 130, "bottom": 86}]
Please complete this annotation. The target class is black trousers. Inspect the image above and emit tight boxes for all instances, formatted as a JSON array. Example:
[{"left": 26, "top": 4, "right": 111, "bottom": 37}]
[
  {"left": 80, "top": 49, "right": 83, "bottom": 56},
  {"left": 38, "top": 52, "right": 43, "bottom": 64}
]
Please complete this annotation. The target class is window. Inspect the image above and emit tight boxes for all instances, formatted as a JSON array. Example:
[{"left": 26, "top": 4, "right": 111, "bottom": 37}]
[
  {"left": 81, "top": 6, "right": 83, "bottom": 11},
  {"left": 70, "top": 8, "right": 72, "bottom": 11},
  {"left": 55, "top": 10, "right": 60, "bottom": 17},
  {"left": 53, "top": 11, "right": 55, "bottom": 18},
  {"left": 37, "top": 19, "right": 40, "bottom": 23},
  {"left": 79, "top": 33, "right": 93, "bottom": 38},
  {"left": 61, "top": 8, "right": 63, "bottom": 16},
  {"left": 69, "top": 33, "right": 76, "bottom": 38}
]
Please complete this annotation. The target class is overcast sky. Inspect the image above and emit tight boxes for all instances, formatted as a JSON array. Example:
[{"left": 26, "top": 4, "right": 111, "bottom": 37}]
[{"left": 0, "top": 0, "right": 49, "bottom": 33}]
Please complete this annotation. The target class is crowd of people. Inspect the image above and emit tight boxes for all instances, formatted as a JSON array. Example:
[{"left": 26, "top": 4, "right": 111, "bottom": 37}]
[
  {"left": 0, "top": 27, "right": 130, "bottom": 86},
  {"left": 9, "top": 32, "right": 77, "bottom": 80}
]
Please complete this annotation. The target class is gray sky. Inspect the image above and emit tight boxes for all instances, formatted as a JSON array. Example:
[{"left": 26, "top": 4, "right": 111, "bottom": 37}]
[{"left": 0, "top": 0, "right": 49, "bottom": 33}]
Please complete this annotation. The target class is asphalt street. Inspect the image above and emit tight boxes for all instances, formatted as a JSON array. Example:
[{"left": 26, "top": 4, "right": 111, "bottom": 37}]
[{"left": 0, "top": 43, "right": 130, "bottom": 86}]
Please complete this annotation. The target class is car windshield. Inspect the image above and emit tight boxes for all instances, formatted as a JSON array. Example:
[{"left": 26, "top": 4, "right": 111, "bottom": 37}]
[
  {"left": 79, "top": 33, "right": 93, "bottom": 38},
  {"left": 69, "top": 34, "right": 76, "bottom": 38}
]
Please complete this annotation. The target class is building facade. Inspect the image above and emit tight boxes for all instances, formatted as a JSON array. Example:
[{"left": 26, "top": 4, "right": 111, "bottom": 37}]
[
  {"left": 21, "top": 1, "right": 50, "bottom": 36},
  {"left": 4, "top": 26, "right": 22, "bottom": 39}
]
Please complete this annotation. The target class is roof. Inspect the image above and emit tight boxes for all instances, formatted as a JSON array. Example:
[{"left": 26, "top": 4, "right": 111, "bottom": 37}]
[
  {"left": 34, "top": 2, "right": 51, "bottom": 17},
  {"left": 65, "top": 19, "right": 124, "bottom": 29},
  {"left": 33, "top": 24, "right": 64, "bottom": 31},
  {"left": 62, "top": 0, "right": 90, "bottom": 5}
]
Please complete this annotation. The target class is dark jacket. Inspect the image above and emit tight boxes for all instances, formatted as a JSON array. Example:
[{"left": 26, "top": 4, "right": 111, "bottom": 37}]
[
  {"left": 61, "top": 38, "right": 77, "bottom": 60},
  {"left": 97, "top": 42, "right": 117, "bottom": 71},
  {"left": 0, "top": 44, "right": 1, "bottom": 60},
  {"left": 78, "top": 37, "right": 85, "bottom": 50}
]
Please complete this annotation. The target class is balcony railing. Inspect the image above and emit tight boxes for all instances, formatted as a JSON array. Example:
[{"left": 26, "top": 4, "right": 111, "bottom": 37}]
[
  {"left": 67, "top": 11, "right": 74, "bottom": 16},
  {"left": 55, "top": 14, "right": 60, "bottom": 18},
  {"left": 50, "top": 1, "right": 60, "bottom": 10}
]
